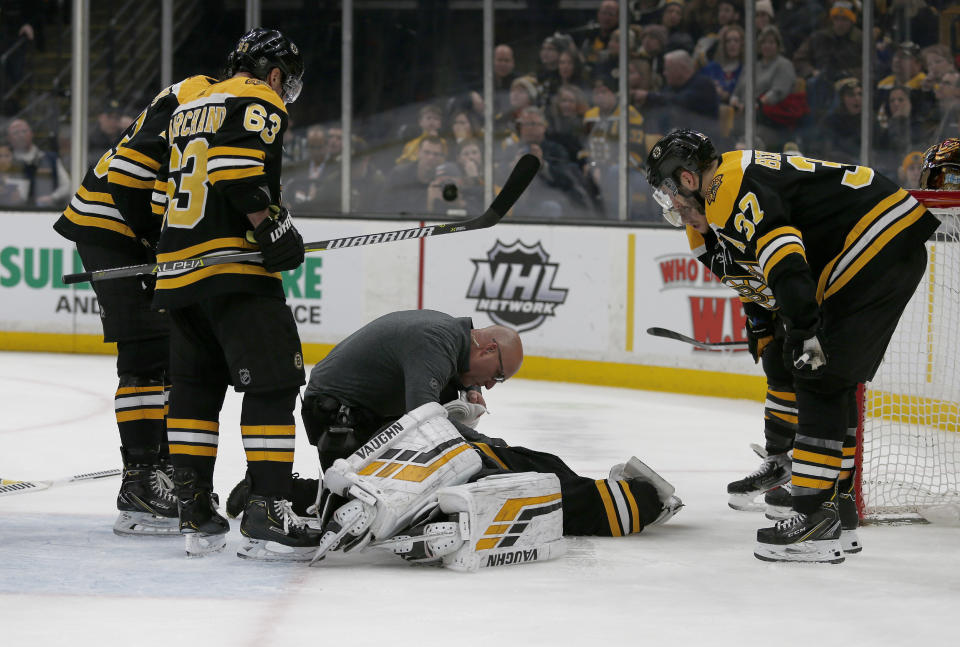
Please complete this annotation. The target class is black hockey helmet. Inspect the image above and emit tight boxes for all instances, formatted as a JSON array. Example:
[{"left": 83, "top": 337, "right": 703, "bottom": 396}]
[
  {"left": 645, "top": 129, "right": 719, "bottom": 226},
  {"left": 919, "top": 138, "right": 960, "bottom": 190},
  {"left": 226, "top": 28, "right": 304, "bottom": 103}
]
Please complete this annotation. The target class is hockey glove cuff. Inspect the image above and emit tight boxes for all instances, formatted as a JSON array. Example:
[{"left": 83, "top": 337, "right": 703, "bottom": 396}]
[
  {"left": 784, "top": 325, "right": 827, "bottom": 374},
  {"left": 248, "top": 205, "right": 305, "bottom": 273},
  {"left": 745, "top": 315, "right": 775, "bottom": 364}
]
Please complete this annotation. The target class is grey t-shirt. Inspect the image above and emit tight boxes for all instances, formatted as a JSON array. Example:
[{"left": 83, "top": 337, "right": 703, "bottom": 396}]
[{"left": 304, "top": 309, "right": 473, "bottom": 418}]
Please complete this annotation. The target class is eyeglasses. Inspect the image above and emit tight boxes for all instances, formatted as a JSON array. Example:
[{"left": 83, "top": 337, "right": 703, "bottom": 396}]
[{"left": 491, "top": 338, "right": 506, "bottom": 383}]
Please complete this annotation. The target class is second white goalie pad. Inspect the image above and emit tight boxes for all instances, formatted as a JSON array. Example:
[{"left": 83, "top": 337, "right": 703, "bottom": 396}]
[
  {"left": 373, "top": 472, "right": 566, "bottom": 572},
  {"left": 313, "top": 402, "right": 482, "bottom": 561}
]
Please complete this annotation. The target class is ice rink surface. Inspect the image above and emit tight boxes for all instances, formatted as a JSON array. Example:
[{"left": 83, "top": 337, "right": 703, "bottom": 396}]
[{"left": 1, "top": 351, "right": 957, "bottom": 647}]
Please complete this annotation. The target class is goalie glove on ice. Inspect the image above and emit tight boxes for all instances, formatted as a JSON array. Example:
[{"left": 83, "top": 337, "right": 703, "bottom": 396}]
[{"left": 248, "top": 205, "right": 305, "bottom": 272}]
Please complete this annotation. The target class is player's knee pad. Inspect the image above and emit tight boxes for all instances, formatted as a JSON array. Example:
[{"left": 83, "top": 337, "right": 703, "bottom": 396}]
[
  {"left": 116, "top": 337, "right": 168, "bottom": 376},
  {"left": 315, "top": 402, "right": 482, "bottom": 558},
  {"left": 118, "top": 373, "right": 165, "bottom": 389},
  {"left": 375, "top": 472, "right": 566, "bottom": 572}
]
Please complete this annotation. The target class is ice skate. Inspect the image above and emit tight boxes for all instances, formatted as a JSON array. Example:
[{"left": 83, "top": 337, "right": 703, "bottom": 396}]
[
  {"left": 728, "top": 443, "right": 791, "bottom": 511},
  {"left": 838, "top": 489, "right": 861, "bottom": 554},
  {"left": 754, "top": 499, "right": 844, "bottom": 564},
  {"left": 225, "top": 474, "right": 251, "bottom": 519},
  {"left": 610, "top": 456, "right": 682, "bottom": 525},
  {"left": 763, "top": 484, "right": 793, "bottom": 521},
  {"left": 173, "top": 467, "right": 229, "bottom": 557},
  {"left": 238, "top": 494, "right": 322, "bottom": 561},
  {"left": 113, "top": 448, "right": 179, "bottom": 536}
]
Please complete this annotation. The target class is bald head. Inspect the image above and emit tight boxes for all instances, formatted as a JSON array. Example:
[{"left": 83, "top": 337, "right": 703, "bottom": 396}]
[{"left": 460, "top": 324, "right": 523, "bottom": 390}]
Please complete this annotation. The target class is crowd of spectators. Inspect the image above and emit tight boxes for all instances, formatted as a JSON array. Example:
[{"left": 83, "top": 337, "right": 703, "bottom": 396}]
[{"left": 3, "top": 1, "right": 958, "bottom": 219}]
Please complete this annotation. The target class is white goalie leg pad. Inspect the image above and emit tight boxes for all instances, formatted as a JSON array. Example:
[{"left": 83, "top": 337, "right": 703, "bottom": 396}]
[
  {"left": 313, "top": 402, "right": 482, "bottom": 562},
  {"left": 436, "top": 472, "right": 566, "bottom": 572}
]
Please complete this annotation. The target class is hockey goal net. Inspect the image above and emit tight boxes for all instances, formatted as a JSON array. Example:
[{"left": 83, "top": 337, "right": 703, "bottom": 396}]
[{"left": 855, "top": 190, "right": 960, "bottom": 522}]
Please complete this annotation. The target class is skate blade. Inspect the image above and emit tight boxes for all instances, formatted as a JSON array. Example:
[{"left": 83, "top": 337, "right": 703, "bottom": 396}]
[
  {"left": 754, "top": 539, "right": 845, "bottom": 564},
  {"left": 184, "top": 532, "right": 227, "bottom": 557},
  {"left": 237, "top": 537, "right": 317, "bottom": 562},
  {"left": 841, "top": 529, "right": 862, "bottom": 554},
  {"left": 113, "top": 511, "right": 180, "bottom": 537},
  {"left": 728, "top": 492, "right": 766, "bottom": 512},
  {"left": 764, "top": 504, "right": 794, "bottom": 521}
]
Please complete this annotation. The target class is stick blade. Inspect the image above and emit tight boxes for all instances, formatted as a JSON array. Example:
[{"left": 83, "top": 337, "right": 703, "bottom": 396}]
[
  {"left": 489, "top": 153, "right": 540, "bottom": 218},
  {"left": 0, "top": 479, "right": 52, "bottom": 497}
]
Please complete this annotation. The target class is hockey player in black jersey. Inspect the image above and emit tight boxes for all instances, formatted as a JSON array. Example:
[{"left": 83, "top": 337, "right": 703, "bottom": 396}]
[
  {"left": 149, "top": 28, "right": 321, "bottom": 560},
  {"left": 53, "top": 74, "right": 216, "bottom": 537},
  {"left": 646, "top": 129, "right": 941, "bottom": 563}
]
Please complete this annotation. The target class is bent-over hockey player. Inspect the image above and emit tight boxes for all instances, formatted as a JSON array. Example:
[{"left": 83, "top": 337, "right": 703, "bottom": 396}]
[
  {"left": 227, "top": 309, "right": 683, "bottom": 557},
  {"left": 646, "top": 129, "right": 940, "bottom": 563},
  {"left": 53, "top": 74, "right": 216, "bottom": 537},
  {"left": 150, "top": 28, "right": 320, "bottom": 561}
]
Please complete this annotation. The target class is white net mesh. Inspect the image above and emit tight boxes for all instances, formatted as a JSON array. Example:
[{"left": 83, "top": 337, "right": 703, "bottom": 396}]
[{"left": 859, "top": 194, "right": 960, "bottom": 520}]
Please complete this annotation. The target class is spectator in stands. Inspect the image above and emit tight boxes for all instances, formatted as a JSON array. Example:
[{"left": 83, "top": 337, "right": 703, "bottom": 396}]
[
  {"left": 815, "top": 77, "right": 863, "bottom": 164},
  {"left": 500, "top": 106, "right": 588, "bottom": 219},
  {"left": 0, "top": 1, "right": 39, "bottom": 114},
  {"left": 682, "top": 0, "right": 720, "bottom": 43},
  {"left": 396, "top": 104, "right": 445, "bottom": 164},
  {"left": 5, "top": 117, "right": 70, "bottom": 208},
  {"left": 754, "top": 0, "right": 774, "bottom": 33},
  {"left": 546, "top": 83, "right": 589, "bottom": 163},
  {"left": 448, "top": 109, "right": 481, "bottom": 148},
  {"left": 875, "top": 85, "right": 935, "bottom": 178},
  {"left": 876, "top": 41, "right": 936, "bottom": 125},
  {"left": 793, "top": 0, "right": 862, "bottom": 83},
  {"left": 692, "top": 0, "right": 741, "bottom": 68},
  {"left": 732, "top": 25, "right": 800, "bottom": 150},
  {"left": 881, "top": 0, "right": 940, "bottom": 50},
  {"left": 701, "top": 23, "right": 744, "bottom": 104},
  {"left": 580, "top": 0, "right": 620, "bottom": 76},
  {"left": 775, "top": 0, "right": 824, "bottom": 58},
  {"left": 493, "top": 44, "right": 518, "bottom": 115},
  {"left": 287, "top": 124, "right": 330, "bottom": 209},
  {"left": 593, "top": 24, "right": 643, "bottom": 80},
  {"left": 88, "top": 99, "right": 124, "bottom": 160},
  {"left": 634, "top": 49, "right": 720, "bottom": 139},
  {"left": 628, "top": 56, "right": 660, "bottom": 109},
  {"left": 0, "top": 141, "right": 28, "bottom": 206},
  {"left": 536, "top": 35, "right": 570, "bottom": 109},
  {"left": 921, "top": 45, "right": 958, "bottom": 94},
  {"left": 897, "top": 150, "right": 924, "bottom": 189},
  {"left": 557, "top": 48, "right": 588, "bottom": 94},
  {"left": 931, "top": 71, "right": 960, "bottom": 143},
  {"left": 661, "top": 0, "right": 695, "bottom": 53},
  {"left": 638, "top": 24, "right": 668, "bottom": 78},
  {"left": 494, "top": 75, "right": 539, "bottom": 145},
  {"left": 383, "top": 135, "right": 447, "bottom": 214},
  {"left": 449, "top": 139, "right": 486, "bottom": 215}
]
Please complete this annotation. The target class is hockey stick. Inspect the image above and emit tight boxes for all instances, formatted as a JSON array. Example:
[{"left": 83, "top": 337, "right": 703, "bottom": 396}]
[
  {"left": 62, "top": 153, "right": 542, "bottom": 285},
  {"left": 646, "top": 326, "right": 748, "bottom": 350},
  {"left": 0, "top": 468, "right": 121, "bottom": 497}
]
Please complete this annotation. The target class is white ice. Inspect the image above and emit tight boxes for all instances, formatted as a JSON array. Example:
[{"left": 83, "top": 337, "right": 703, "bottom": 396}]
[{"left": 1, "top": 351, "right": 957, "bottom": 647}]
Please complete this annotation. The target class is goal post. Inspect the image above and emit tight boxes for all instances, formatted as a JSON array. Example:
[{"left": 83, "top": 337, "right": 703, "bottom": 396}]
[{"left": 855, "top": 190, "right": 960, "bottom": 523}]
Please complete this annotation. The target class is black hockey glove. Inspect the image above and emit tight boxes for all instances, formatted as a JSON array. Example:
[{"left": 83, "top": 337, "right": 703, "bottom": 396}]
[
  {"left": 783, "top": 323, "right": 827, "bottom": 375},
  {"left": 249, "top": 205, "right": 305, "bottom": 273},
  {"left": 745, "top": 315, "right": 775, "bottom": 364}
]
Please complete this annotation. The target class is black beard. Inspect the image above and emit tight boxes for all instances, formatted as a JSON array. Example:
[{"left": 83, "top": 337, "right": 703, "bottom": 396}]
[{"left": 678, "top": 185, "right": 707, "bottom": 213}]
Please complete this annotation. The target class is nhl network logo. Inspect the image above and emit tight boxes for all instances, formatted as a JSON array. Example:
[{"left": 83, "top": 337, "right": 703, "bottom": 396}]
[{"left": 465, "top": 240, "right": 568, "bottom": 332}]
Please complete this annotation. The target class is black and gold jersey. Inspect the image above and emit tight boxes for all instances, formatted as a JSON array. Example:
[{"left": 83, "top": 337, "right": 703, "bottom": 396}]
[
  {"left": 687, "top": 226, "right": 778, "bottom": 311},
  {"left": 700, "top": 150, "right": 940, "bottom": 325},
  {"left": 152, "top": 76, "right": 288, "bottom": 309},
  {"left": 53, "top": 75, "right": 216, "bottom": 252}
]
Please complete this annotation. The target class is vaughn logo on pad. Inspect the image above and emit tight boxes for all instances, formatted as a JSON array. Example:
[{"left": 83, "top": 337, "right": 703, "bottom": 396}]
[{"left": 465, "top": 240, "right": 568, "bottom": 332}]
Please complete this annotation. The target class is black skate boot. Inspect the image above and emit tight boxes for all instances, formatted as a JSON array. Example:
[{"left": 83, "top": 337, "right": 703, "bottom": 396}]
[
  {"left": 238, "top": 494, "right": 323, "bottom": 561},
  {"left": 173, "top": 467, "right": 229, "bottom": 557},
  {"left": 764, "top": 484, "right": 793, "bottom": 521},
  {"left": 755, "top": 498, "right": 844, "bottom": 564},
  {"left": 728, "top": 443, "right": 791, "bottom": 511},
  {"left": 226, "top": 473, "right": 251, "bottom": 519},
  {"left": 838, "top": 488, "right": 862, "bottom": 554},
  {"left": 114, "top": 447, "right": 179, "bottom": 537}
]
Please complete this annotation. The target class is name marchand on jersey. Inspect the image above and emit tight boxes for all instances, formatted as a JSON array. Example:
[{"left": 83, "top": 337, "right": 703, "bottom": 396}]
[{"left": 701, "top": 149, "right": 931, "bottom": 304}]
